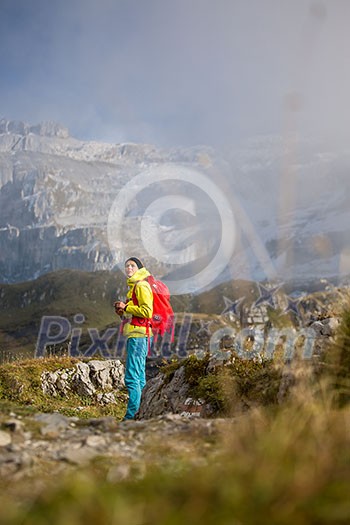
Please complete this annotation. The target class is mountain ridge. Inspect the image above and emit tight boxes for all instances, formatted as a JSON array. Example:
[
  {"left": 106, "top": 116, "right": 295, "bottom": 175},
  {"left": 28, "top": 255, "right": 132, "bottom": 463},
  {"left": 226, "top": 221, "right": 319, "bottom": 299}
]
[
  {"left": 0, "top": 268, "right": 342, "bottom": 360},
  {"left": 0, "top": 117, "right": 349, "bottom": 288}
]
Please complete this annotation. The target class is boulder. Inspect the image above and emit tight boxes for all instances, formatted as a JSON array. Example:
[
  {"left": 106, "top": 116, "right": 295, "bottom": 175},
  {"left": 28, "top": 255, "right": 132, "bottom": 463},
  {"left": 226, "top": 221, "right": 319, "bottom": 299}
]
[
  {"left": 137, "top": 366, "right": 191, "bottom": 419},
  {"left": 41, "top": 359, "right": 125, "bottom": 402}
]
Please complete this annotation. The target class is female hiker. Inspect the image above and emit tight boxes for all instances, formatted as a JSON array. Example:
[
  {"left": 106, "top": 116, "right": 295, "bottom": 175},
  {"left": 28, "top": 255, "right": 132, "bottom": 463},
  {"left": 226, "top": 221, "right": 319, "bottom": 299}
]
[{"left": 114, "top": 257, "right": 153, "bottom": 420}]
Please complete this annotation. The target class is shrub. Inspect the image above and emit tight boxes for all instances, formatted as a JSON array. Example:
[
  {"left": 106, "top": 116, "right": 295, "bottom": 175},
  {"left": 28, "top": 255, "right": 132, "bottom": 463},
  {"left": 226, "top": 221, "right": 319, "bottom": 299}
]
[{"left": 325, "top": 305, "right": 350, "bottom": 406}]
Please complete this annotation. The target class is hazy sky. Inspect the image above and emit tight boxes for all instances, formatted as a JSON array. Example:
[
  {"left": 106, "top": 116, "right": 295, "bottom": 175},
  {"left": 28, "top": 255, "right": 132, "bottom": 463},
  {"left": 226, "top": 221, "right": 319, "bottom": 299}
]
[{"left": 0, "top": 0, "right": 349, "bottom": 148}]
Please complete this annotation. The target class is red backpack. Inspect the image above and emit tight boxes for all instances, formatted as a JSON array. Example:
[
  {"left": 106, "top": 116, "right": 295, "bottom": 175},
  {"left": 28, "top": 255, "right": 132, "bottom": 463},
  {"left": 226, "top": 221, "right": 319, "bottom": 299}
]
[{"left": 130, "top": 275, "right": 175, "bottom": 351}]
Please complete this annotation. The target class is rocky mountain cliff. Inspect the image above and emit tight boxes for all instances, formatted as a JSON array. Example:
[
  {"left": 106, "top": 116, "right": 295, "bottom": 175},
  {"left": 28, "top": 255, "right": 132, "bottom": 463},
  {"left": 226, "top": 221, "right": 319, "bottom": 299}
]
[
  {"left": 1, "top": 117, "right": 349, "bottom": 289},
  {"left": 0, "top": 118, "right": 219, "bottom": 285}
]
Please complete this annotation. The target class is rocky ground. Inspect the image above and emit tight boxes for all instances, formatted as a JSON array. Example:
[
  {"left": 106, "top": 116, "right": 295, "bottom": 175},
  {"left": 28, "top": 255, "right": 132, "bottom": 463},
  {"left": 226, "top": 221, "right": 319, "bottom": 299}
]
[
  {"left": 0, "top": 409, "right": 228, "bottom": 487},
  {"left": 0, "top": 355, "right": 233, "bottom": 487}
]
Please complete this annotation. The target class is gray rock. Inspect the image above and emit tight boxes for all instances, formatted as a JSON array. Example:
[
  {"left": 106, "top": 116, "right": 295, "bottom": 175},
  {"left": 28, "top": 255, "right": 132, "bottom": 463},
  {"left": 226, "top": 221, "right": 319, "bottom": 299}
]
[
  {"left": 88, "top": 360, "right": 109, "bottom": 372},
  {"left": 41, "top": 370, "right": 74, "bottom": 397},
  {"left": 84, "top": 435, "right": 107, "bottom": 449},
  {"left": 59, "top": 445, "right": 100, "bottom": 466},
  {"left": 309, "top": 317, "right": 339, "bottom": 337},
  {"left": 89, "top": 359, "right": 125, "bottom": 390},
  {"left": 327, "top": 317, "right": 340, "bottom": 332},
  {"left": 138, "top": 366, "right": 191, "bottom": 419},
  {"left": 107, "top": 463, "right": 131, "bottom": 482},
  {"left": 309, "top": 321, "right": 327, "bottom": 337},
  {"left": 34, "top": 413, "right": 72, "bottom": 437},
  {"left": 72, "top": 362, "right": 96, "bottom": 397},
  {"left": 41, "top": 360, "right": 125, "bottom": 400},
  {"left": 96, "top": 392, "right": 117, "bottom": 405},
  {"left": 84, "top": 417, "right": 118, "bottom": 432},
  {"left": 0, "top": 430, "right": 12, "bottom": 447},
  {"left": 4, "top": 419, "right": 24, "bottom": 433}
]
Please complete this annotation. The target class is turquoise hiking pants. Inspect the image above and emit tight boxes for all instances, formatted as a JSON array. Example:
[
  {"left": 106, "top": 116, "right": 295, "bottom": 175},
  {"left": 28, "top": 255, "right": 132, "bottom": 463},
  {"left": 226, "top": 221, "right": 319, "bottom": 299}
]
[{"left": 124, "top": 337, "right": 152, "bottom": 420}]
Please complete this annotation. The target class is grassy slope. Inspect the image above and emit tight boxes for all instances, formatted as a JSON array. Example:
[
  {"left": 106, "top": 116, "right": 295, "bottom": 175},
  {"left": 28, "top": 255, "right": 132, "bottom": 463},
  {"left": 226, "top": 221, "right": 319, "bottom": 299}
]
[
  {"left": 0, "top": 269, "right": 145, "bottom": 356},
  {"left": 0, "top": 269, "right": 236, "bottom": 358},
  {"left": 0, "top": 269, "right": 123, "bottom": 324},
  {"left": 0, "top": 269, "right": 344, "bottom": 360}
]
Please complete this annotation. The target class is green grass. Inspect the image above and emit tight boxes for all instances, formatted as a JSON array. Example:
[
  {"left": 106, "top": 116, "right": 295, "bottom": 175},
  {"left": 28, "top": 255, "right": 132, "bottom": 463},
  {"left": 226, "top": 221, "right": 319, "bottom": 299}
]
[
  {"left": 0, "top": 269, "right": 126, "bottom": 355},
  {"left": 324, "top": 300, "right": 350, "bottom": 407}
]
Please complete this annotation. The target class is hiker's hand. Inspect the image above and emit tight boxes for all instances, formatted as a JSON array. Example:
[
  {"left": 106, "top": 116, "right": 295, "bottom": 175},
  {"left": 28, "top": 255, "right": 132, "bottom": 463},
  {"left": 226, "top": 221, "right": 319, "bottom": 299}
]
[
  {"left": 115, "top": 300, "right": 126, "bottom": 310},
  {"left": 114, "top": 301, "right": 126, "bottom": 316}
]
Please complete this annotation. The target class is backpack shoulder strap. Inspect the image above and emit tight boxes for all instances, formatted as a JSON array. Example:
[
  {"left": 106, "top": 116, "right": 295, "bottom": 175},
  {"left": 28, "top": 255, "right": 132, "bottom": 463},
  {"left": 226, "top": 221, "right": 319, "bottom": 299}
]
[{"left": 131, "top": 277, "right": 152, "bottom": 305}]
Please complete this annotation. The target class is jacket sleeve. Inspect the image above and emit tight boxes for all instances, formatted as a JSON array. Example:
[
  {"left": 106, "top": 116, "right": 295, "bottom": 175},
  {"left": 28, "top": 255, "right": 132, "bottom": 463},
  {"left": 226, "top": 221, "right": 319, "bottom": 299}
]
[{"left": 125, "top": 281, "right": 153, "bottom": 319}]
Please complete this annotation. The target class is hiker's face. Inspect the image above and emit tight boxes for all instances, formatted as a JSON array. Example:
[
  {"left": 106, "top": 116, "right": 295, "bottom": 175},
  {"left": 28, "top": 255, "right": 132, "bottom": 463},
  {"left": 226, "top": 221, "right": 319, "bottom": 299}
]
[{"left": 125, "top": 260, "right": 139, "bottom": 277}]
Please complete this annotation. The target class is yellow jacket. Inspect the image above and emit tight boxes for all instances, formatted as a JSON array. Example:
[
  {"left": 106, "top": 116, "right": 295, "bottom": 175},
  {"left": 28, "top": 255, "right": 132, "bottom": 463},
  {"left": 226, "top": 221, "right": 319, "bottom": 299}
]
[{"left": 122, "top": 267, "right": 153, "bottom": 338}]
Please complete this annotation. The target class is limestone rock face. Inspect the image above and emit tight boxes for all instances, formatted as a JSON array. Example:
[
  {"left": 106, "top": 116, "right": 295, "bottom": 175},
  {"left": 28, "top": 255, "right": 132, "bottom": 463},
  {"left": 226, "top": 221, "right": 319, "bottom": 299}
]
[
  {"left": 0, "top": 118, "right": 216, "bottom": 284},
  {"left": 0, "top": 119, "right": 69, "bottom": 138},
  {"left": 1, "top": 117, "right": 350, "bottom": 287}
]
